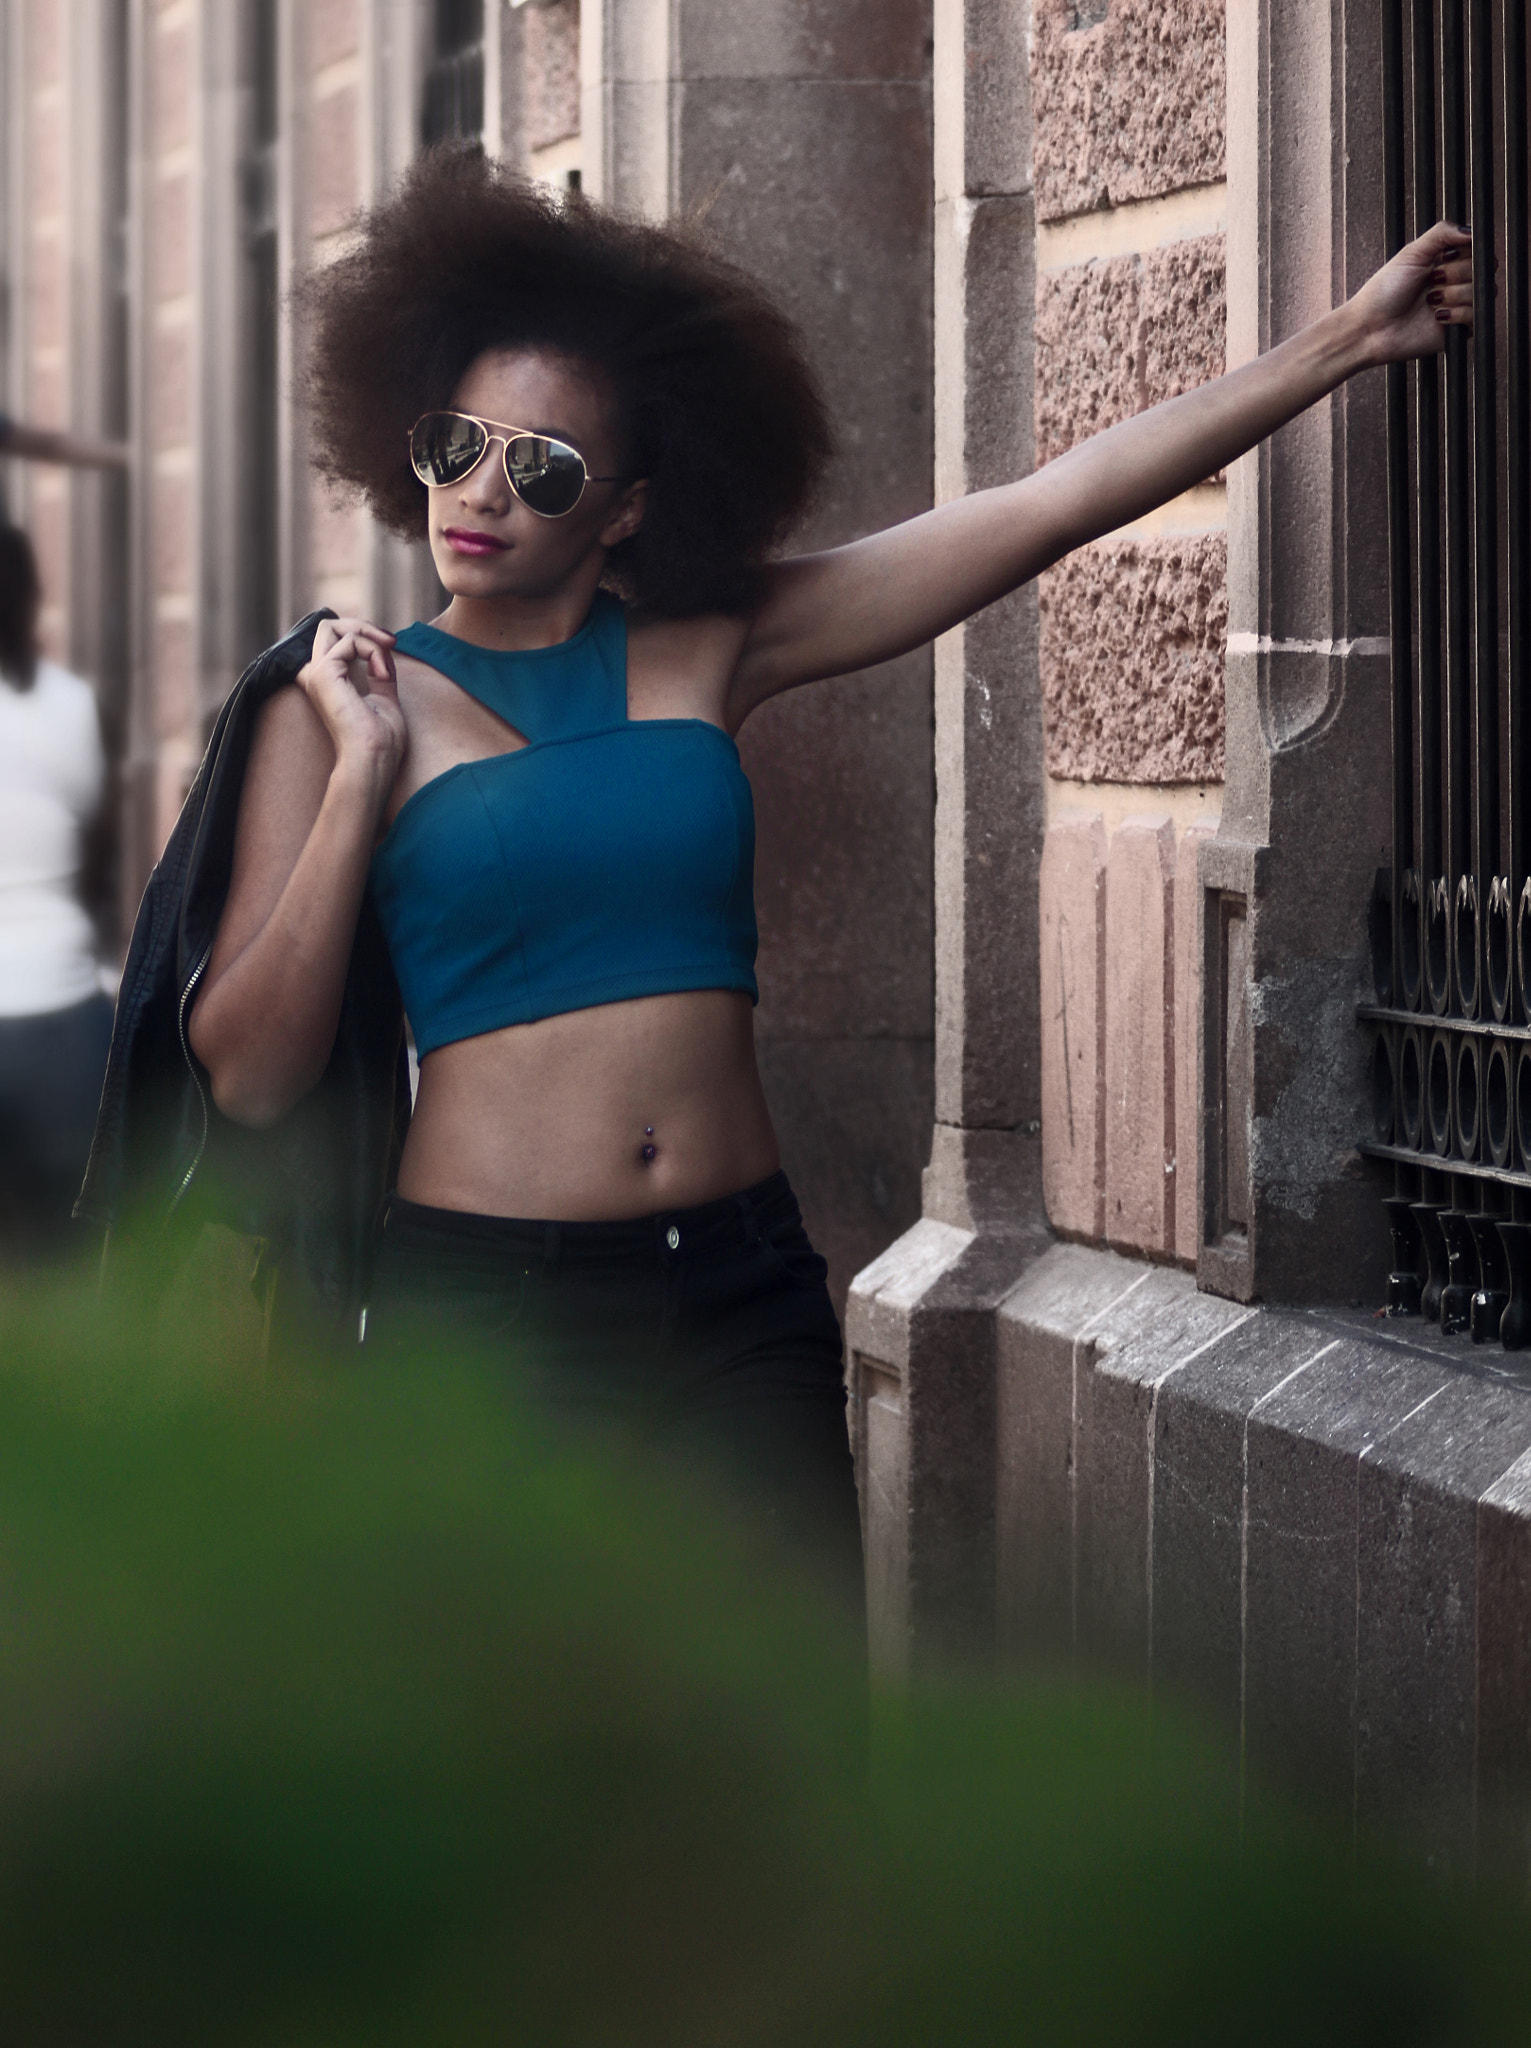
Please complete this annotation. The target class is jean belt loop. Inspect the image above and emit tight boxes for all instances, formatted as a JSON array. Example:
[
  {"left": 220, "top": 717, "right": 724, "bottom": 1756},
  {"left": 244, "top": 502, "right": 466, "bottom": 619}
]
[{"left": 543, "top": 1221, "right": 562, "bottom": 1270}]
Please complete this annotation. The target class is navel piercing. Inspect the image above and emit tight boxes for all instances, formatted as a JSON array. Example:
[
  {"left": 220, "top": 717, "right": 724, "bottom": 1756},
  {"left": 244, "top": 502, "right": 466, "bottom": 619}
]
[{"left": 640, "top": 1125, "right": 656, "bottom": 1165}]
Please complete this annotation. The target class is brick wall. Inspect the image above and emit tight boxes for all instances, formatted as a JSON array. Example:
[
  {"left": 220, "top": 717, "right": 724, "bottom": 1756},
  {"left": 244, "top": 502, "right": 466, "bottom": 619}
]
[{"left": 1032, "top": 0, "right": 1227, "bottom": 1265}]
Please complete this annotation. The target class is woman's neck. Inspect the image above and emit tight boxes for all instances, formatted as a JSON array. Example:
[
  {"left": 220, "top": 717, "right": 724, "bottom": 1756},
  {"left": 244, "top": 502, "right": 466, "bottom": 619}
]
[{"left": 431, "top": 563, "right": 607, "bottom": 652}]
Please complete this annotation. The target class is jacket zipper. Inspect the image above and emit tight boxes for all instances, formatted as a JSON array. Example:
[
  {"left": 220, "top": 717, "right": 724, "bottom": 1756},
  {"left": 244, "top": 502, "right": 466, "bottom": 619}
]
[{"left": 169, "top": 945, "right": 213, "bottom": 1215}]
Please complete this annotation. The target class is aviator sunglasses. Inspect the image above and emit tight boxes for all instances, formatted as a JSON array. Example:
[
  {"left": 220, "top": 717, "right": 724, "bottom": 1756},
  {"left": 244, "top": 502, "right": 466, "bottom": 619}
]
[{"left": 408, "top": 410, "right": 628, "bottom": 518}]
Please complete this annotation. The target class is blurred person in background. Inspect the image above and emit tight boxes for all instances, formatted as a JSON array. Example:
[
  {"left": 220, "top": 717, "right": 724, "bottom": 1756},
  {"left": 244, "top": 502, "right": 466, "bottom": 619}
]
[{"left": 0, "top": 524, "right": 115, "bottom": 1260}]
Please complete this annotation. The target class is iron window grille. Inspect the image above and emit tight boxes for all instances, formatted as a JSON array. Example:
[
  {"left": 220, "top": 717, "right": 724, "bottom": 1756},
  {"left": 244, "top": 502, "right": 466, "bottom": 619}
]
[{"left": 1361, "top": 0, "right": 1531, "bottom": 1345}]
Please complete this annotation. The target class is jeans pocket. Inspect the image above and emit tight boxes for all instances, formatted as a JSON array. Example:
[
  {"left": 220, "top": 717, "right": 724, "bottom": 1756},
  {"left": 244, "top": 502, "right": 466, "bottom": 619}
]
[{"left": 760, "top": 1220, "right": 830, "bottom": 1293}]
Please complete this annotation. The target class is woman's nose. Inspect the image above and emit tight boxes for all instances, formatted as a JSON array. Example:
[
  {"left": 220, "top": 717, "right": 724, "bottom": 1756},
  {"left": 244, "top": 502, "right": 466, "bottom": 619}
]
[{"left": 460, "top": 444, "right": 512, "bottom": 514}]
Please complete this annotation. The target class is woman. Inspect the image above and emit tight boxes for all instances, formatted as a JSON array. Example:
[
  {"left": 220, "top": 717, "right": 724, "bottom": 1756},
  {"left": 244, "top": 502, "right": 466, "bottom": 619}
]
[
  {"left": 0, "top": 524, "right": 114, "bottom": 1260},
  {"left": 185, "top": 148, "right": 1472, "bottom": 1602}
]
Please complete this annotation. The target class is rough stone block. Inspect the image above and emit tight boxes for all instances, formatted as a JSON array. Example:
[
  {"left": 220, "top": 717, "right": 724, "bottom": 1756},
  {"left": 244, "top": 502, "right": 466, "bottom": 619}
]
[
  {"left": 1030, "top": 0, "right": 1226, "bottom": 223},
  {"left": 1173, "top": 816, "right": 1218, "bottom": 1264},
  {"left": 994, "top": 1241, "right": 1146, "bottom": 1665},
  {"left": 1243, "top": 1339, "right": 1451, "bottom": 1812},
  {"left": 1140, "top": 235, "right": 1227, "bottom": 407},
  {"left": 308, "top": 79, "right": 359, "bottom": 239},
  {"left": 1356, "top": 1375, "right": 1531, "bottom": 1878},
  {"left": 1035, "top": 255, "right": 1142, "bottom": 468},
  {"left": 1035, "top": 235, "right": 1226, "bottom": 469},
  {"left": 1081, "top": 1263, "right": 1246, "bottom": 1674},
  {"left": 1104, "top": 816, "right": 1174, "bottom": 1254},
  {"left": 1040, "top": 533, "right": 1227, "bottom": 784},
  {"left": 524, "top": 0, "right": 581, "bottom": 152},
  {"left": 1040, "top": 812, "right": 1106, "bottom": 1239}
]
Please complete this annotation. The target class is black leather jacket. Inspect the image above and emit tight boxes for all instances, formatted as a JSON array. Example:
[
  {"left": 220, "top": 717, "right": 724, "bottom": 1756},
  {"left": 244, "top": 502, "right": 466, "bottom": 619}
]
[{"left": 76, "top": 612, "right": 412, "bottom": 1348}]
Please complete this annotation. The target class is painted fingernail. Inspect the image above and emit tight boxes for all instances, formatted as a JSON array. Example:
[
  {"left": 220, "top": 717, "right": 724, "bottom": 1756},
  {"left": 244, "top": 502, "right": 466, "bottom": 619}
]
[
  {"left": 1435, "top": 309, "right": 1450, "bottom": 322},
  {"left": 1429, "top": 269, "right": 1446, "bottom": 285},
  {"left": 1427, "top": 289, "right": 1443, "bottom": 304}
]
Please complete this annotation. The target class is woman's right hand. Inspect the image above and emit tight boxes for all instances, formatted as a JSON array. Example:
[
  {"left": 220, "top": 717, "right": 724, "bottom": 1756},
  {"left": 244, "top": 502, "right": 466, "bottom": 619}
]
[{"left": 297, "top": 617, "right": 407, "bottom": 796}]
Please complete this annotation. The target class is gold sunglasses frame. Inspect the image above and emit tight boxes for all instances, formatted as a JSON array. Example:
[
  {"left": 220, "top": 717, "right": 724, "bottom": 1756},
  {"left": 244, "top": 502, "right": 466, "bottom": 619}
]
[{"left": 407, "top": 410, "right": 628, "bottom": 519}]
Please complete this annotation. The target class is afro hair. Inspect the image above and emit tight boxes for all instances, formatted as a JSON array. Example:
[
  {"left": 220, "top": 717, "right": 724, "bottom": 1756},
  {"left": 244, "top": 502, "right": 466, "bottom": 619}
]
[{"left": 297, "top": 147, "right": 833, "bottom": 617}]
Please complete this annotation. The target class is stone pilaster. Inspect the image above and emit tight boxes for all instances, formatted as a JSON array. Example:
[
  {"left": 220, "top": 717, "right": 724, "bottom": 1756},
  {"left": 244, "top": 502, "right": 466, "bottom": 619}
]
[
  {"left": 845, "top": 0, "right": 1044, "bottom": 1673},
  {"left": 1199, "top": 0, "right": 1391, "bottom": 1304}
]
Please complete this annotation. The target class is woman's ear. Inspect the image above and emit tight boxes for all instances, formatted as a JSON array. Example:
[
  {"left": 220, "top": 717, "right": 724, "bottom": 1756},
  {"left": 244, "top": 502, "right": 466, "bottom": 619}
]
[{"left": 599, "top": 479, "right": 647, "bottom": 549}]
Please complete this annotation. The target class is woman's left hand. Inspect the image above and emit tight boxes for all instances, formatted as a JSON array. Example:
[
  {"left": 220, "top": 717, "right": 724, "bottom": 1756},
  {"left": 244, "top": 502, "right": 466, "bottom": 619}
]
[{"left": 1348, "top": 219, "right": 1477, "bottom": 366}]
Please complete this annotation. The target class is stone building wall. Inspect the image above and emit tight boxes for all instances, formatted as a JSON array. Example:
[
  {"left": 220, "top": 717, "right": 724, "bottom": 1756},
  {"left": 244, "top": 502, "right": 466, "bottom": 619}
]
[{"left": 1031, "top": 0, "right": 1228, "bottom": 1265}]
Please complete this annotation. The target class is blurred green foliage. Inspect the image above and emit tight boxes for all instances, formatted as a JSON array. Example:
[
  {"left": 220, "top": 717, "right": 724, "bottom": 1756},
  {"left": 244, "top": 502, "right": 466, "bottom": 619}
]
[{"left": 0, "top": 1245, "right": 1525, "bottom": 2045}]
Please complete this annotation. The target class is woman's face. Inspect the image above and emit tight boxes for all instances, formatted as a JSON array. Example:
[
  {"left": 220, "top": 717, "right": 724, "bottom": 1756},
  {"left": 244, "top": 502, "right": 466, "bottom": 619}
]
[{"left": 425, "top": 347, "right": 644, "bottom": 602}]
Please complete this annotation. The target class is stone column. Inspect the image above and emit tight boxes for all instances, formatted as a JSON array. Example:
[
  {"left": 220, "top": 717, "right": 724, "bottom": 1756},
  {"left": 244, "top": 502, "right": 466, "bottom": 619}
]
[
  {"left": 1198, "top": 0, "right": 1391, "bottom": 1304},
  {"left": 581, "top": 0, "right": 938, "bottom": 1317},
  {"left": 845, "top": 0, "right": 1046, "bottom": 1673}
]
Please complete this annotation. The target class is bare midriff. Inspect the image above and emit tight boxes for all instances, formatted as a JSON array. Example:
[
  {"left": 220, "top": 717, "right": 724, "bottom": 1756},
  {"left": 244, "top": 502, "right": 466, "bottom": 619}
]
[{"left": 395, "top": 987, "right": 781, "bottom": 1221}]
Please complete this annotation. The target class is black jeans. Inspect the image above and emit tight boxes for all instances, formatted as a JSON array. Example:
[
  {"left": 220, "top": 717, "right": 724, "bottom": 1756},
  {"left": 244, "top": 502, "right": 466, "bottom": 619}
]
[
  {"left": 366, "top": 1170, "right": 864, "bottom": 1623},
  {"left": 0, "top": 992, "right": 113, "bottom": 1259}
]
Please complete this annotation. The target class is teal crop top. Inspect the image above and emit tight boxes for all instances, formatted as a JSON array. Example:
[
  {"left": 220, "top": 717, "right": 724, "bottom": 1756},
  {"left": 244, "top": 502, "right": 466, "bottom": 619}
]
[{"left": 369, "top": 592, "right": 759, "bottom": 1058}]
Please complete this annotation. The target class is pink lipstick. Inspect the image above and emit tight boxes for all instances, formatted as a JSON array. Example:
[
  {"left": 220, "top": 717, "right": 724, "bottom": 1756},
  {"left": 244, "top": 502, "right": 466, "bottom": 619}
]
[{"left": 443, "top": 527, "right": 509, "bottom": 556}]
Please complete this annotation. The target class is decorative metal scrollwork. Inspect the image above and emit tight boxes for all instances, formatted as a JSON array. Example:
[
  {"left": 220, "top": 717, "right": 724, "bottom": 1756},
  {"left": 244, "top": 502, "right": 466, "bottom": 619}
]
[{"left": 1360, "top": 0, "right": 1530, "bottom": 1350}]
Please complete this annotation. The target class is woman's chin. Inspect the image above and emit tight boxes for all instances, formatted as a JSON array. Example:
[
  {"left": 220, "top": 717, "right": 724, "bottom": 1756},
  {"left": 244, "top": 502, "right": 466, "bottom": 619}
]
[{"left": 432, "top": 552, "right": 518, "bottom": 598}]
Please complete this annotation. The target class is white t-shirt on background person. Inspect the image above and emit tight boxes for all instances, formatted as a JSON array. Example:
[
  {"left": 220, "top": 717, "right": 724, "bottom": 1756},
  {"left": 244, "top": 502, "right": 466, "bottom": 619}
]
[{"left": 0, "top": 659, "right": 105, "bottom": 1019}]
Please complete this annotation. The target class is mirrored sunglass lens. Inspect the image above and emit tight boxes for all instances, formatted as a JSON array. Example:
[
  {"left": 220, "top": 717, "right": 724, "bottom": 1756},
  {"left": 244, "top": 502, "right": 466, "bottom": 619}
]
[
  {"left": 411, "top": 413, "right": 486, "bottom": 484},
  {"left": 507, "top": 436, "right": 587, "bottom": 515}
]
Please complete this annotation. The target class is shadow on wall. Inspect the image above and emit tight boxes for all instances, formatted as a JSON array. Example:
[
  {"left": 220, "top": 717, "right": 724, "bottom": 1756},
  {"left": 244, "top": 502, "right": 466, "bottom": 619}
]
[{"left": 0, "top": 1251, "right": 1526, "bottom": 2043}]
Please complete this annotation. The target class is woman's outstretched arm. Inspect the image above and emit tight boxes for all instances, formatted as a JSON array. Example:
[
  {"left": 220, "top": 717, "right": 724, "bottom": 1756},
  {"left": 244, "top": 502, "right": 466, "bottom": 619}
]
[{"left": 728, "top": 220, "right": 1473, "bottom": 720}]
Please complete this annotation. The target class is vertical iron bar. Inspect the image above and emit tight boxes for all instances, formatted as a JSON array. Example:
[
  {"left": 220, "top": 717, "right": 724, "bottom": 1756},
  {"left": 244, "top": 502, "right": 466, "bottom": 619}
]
[
  {"left": 1442, "top": 0, "right": 1476, "bottom": 1011},
  {"left": 1507, "top": 0, "right": 1531, "bottom": 992},
  {"left": 1416, "top": 0, "right": 1447, "bottom": 1011},
  {"left": 1385, "top": 0, "right": 1415, "bottom": 1014},
  {"left": 1469, "top": 0, "right": 1502, "bottom": 1009}
]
